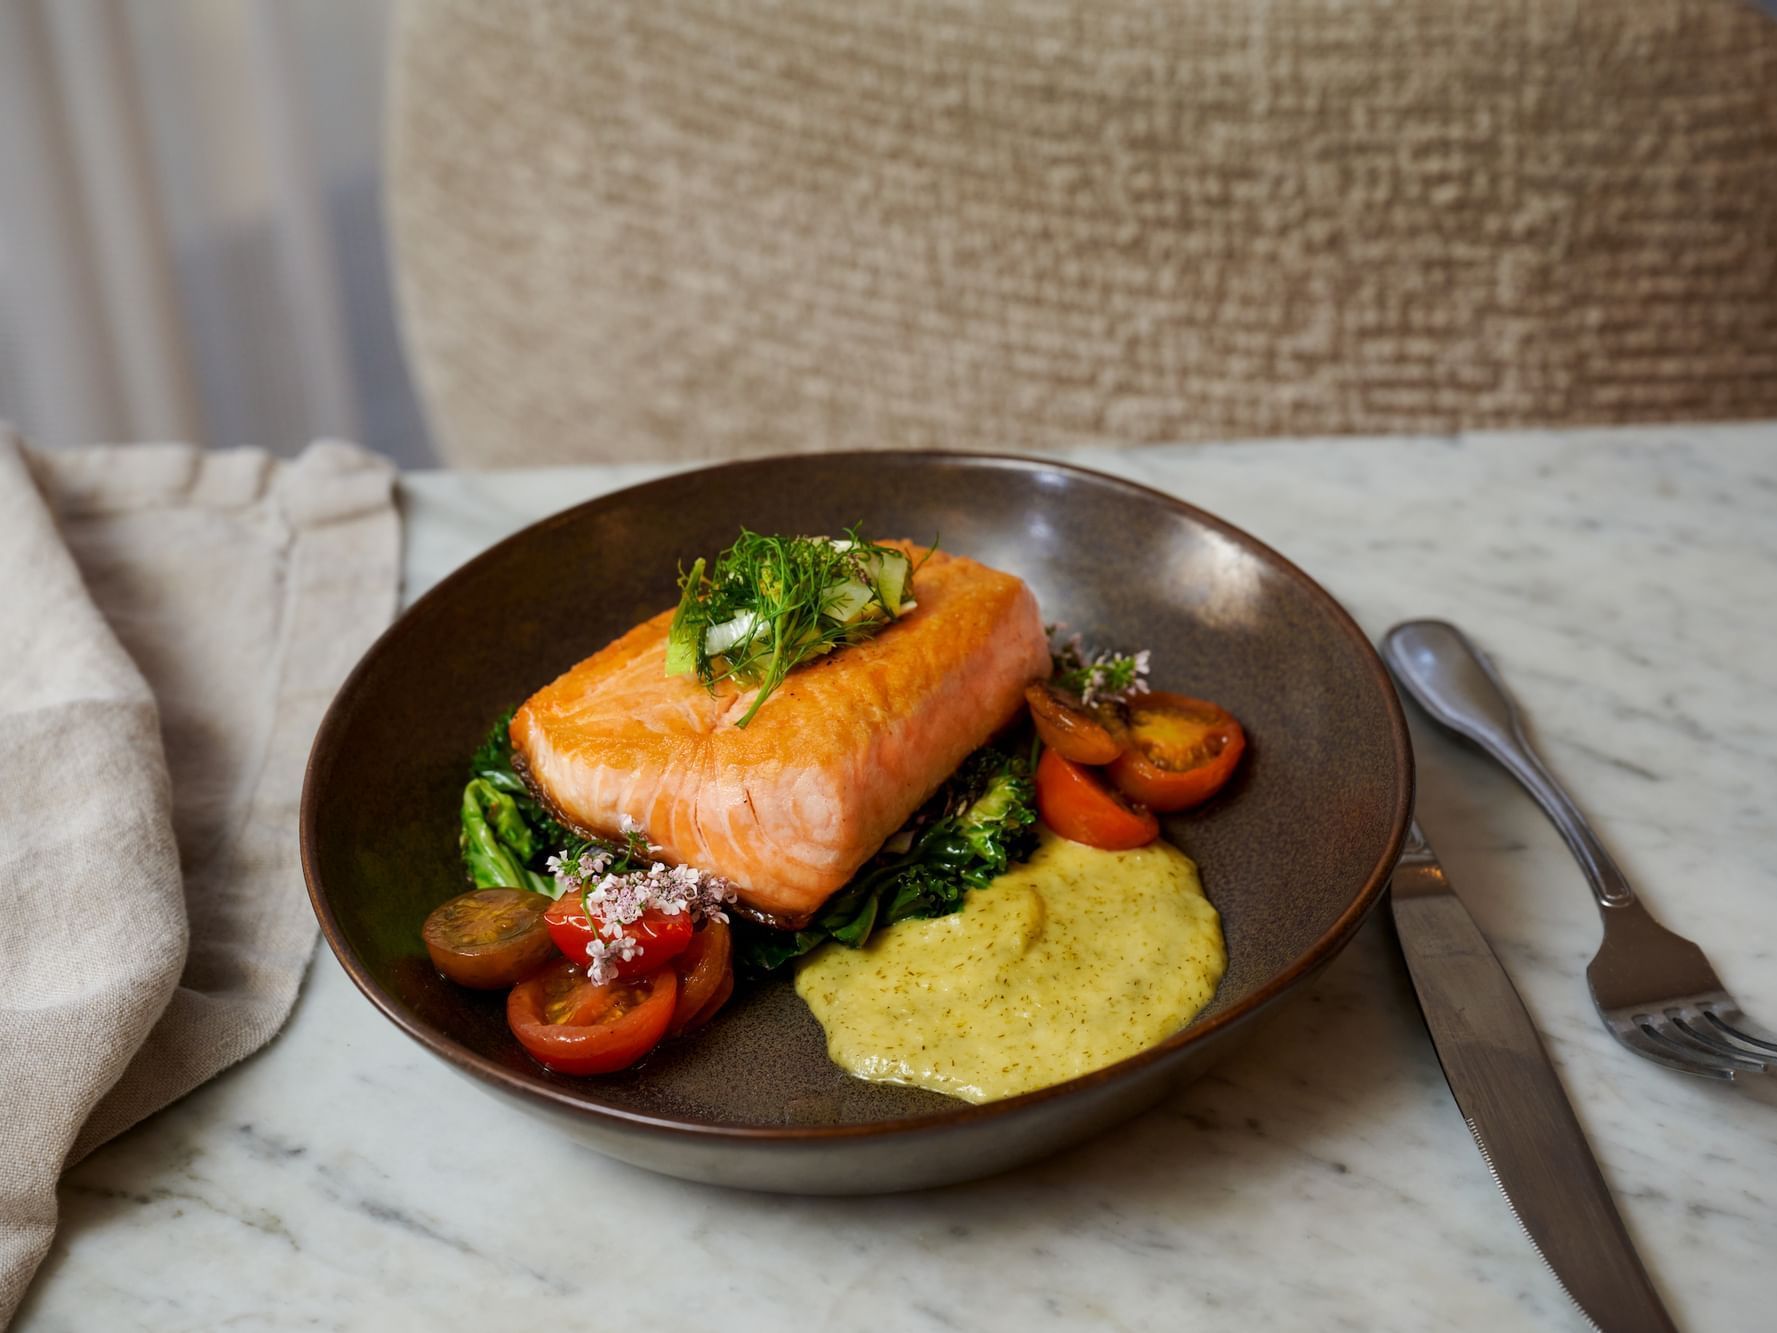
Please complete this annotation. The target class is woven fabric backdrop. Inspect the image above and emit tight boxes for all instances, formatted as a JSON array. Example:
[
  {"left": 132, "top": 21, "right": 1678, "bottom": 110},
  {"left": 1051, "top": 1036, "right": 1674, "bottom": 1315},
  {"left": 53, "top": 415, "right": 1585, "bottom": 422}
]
[{"left": 388, "top": 0, "right": 1777, "bottom": 466}]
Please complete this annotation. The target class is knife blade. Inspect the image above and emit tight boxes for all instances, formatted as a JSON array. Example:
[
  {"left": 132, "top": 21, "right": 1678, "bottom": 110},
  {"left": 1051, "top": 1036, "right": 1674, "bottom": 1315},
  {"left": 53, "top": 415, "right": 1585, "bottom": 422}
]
[{"left": 1390, "top": 820, "right": 1678, "bottom": 1333}]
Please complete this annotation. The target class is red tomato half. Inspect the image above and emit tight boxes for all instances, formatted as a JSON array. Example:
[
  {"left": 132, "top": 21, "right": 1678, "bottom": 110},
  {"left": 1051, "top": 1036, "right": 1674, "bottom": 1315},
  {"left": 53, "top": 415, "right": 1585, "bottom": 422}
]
[
  {"left": 506, "top": 958, "right": 676, "bottom": 1075},
  {"left": 1035, "top": 748, "right": 1159, "bottom": 850},
  {"left": 1106, "top": 692, "right": 1245, "bottom": 812},
  {"left": 545, "top": 889, "right": 693, "bottom": 979},
  {"left": 668, "top": 918, "right": 733, "bottom": 1035}
]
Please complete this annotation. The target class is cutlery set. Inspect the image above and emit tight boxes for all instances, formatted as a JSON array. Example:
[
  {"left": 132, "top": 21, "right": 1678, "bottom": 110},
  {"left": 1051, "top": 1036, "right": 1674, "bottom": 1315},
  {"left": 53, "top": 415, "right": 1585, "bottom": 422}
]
[
  {"left": 1386, "top": 620, "right": 1777, "bottom": 1079},
  {"left": 1380, "top": 619, "right": 1770, "bottom": 1333}
]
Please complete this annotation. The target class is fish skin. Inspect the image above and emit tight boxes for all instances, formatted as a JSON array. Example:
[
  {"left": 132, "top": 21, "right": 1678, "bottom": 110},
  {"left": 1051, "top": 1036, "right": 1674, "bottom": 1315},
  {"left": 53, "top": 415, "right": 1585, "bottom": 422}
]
[{"left": 510, "top": 544, "right": 1050, "bottom": 922}]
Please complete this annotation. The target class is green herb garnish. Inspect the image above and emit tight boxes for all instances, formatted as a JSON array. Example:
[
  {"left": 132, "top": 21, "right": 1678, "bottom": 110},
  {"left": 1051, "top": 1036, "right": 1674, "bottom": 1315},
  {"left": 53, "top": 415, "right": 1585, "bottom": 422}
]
[
  {"left": 665, "top": 528, "right": 919, "bottom": 727},
  {"left": 1048, "top": 626, "right": 1151, "bottom": 706},
  {"left": 733, "top": 741, "right": 1038, "bottom": 973}
]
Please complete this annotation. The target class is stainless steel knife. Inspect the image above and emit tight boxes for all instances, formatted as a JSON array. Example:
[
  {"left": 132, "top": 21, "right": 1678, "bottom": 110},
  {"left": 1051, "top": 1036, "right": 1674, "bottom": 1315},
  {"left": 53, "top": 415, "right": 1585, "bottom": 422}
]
[{"left": 1391, "top": 820, "right": 1679, "bottom": 1333}]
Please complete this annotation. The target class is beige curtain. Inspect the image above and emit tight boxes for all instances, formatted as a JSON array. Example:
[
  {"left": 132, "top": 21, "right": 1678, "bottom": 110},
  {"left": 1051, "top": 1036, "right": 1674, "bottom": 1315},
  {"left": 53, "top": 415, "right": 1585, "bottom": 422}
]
[{"left": 0, "top": 0, "right": 431, "bottom": 464}]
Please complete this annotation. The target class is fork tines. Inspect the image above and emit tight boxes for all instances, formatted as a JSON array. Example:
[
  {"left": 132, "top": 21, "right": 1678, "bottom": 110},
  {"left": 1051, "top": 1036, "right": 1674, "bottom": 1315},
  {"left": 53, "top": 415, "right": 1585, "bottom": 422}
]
[{"left": 1607, "top": 993, "right": 1777, "bottom": 1081}]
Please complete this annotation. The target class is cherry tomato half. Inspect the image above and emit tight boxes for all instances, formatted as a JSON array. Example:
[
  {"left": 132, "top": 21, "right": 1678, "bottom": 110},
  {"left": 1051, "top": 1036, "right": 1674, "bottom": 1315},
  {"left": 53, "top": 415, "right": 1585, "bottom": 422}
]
[
  {"left": 668, "top": 918, "right": 733, "bottom": 1035},
  {"left": 421, "top": 888, "right": 556, "bottom": 989},
  {"left": 1025, "top": 682, "right": 1125, "bottom": 765},
  {"left": 545, "top": 889, "right": 693, "bottom": 979},
  {"left": 506, "top": 958, "right": 676, "bottom": 1075},
  {"left": 1035, "top": 748, "right": 1159, "bottom": 850},
  {"left": 1106, "top": 692, "right": 1246, "bottom": 812}
]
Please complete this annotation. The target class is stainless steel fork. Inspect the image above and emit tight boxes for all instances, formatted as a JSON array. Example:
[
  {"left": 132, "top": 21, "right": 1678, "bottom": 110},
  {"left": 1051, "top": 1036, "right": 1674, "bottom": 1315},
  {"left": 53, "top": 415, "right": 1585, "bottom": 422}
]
[{"left": 1383, "top": 619, "right": 1777, "bottom": 1081}]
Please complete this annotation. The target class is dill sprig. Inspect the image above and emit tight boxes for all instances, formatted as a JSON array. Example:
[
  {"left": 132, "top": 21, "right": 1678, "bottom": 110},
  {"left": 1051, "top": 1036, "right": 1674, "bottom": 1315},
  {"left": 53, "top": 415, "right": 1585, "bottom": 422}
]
[{"left": 667, "top": 527, "right": 918, "bottom": 727}]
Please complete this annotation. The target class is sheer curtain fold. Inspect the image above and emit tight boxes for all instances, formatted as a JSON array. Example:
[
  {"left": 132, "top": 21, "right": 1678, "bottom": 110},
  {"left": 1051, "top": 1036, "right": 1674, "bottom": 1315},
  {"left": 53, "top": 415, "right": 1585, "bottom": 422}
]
[{"left": 0, "top": 0, "right": 431, "bottom": 466}]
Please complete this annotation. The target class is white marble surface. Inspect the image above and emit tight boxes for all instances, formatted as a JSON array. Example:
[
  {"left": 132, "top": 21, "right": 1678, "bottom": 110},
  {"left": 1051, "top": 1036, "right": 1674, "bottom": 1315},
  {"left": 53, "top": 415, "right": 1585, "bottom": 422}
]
[{"left": 19, "top": 424, "right": 1776, "bottom": 1332}]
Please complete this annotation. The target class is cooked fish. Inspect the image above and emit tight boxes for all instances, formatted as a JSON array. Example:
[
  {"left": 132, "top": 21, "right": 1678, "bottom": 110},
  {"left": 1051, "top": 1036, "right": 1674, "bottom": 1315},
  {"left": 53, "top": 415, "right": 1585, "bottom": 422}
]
[{"left": 510, "top": 543, "right": 1049, "bottom": 923}]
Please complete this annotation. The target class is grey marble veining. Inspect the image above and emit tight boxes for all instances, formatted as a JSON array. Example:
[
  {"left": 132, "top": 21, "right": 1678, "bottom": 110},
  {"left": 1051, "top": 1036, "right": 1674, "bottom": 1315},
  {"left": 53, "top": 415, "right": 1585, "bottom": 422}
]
[{"left": 19, "top": 424, "right": 1775, "bottom": 1331}]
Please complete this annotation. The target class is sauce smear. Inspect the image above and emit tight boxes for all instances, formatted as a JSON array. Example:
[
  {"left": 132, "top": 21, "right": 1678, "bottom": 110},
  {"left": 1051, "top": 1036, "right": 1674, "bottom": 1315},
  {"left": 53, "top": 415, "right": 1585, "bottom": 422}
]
[{"left": 795, "top": 827, "right": 1226, "bottom": 1103}]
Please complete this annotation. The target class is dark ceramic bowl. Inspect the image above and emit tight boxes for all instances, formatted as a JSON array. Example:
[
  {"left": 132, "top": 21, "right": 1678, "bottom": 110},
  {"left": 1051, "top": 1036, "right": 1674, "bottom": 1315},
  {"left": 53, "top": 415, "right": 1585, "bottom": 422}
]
[{"left": 301, "top": 452, "right": 1411, "bottom": 1193}]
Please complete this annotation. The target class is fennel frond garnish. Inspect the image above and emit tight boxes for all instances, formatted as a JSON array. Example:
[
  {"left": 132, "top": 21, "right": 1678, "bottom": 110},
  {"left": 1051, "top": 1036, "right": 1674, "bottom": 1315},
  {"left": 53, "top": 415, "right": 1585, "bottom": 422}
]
[{"left": 666, "top": 528, "right": 919, "bottom": 727}]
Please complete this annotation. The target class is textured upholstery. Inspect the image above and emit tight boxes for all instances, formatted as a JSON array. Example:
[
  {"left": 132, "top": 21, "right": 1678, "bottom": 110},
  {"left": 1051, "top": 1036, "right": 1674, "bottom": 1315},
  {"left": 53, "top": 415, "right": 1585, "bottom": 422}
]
[{"left": 388, "top": 0, "right": 1777, "bottom": 466}]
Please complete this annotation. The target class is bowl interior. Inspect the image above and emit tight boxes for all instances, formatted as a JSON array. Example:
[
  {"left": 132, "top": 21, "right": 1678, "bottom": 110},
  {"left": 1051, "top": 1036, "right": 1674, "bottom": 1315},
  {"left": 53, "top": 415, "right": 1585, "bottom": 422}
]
[{"left": 303, "top": 453, "right": 1409, "bottom": 1130}]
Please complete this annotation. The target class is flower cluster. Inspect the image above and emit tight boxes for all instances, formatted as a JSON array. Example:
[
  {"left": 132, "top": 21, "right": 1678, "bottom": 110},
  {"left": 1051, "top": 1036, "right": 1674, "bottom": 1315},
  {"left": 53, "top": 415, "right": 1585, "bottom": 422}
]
[
  {"left": 1050, "top": 628, "right": 1152, "bottom": 707},
  {"left": 546, "top": 822, "right": 737, "bottom": 984}
]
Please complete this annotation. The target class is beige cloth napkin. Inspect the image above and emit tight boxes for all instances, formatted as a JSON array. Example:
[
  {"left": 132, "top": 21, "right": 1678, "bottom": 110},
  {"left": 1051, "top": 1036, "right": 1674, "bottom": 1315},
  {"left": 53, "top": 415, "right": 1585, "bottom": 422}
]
[{"left": 0, "top": 428, "right": 399, "bottom": 1323}]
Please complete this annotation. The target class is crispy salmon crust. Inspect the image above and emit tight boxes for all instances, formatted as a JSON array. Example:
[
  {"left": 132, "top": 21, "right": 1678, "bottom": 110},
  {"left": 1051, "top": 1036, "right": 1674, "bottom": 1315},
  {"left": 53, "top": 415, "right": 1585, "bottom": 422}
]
[{"left": 510, "top": 544, "right": 1049, "bottom": 923}]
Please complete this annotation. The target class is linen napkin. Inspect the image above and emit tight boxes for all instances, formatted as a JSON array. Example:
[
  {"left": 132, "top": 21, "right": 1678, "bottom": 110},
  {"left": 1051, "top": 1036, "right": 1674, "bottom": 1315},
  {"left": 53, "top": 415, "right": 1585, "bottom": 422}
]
[{"left": 0, "top": 427, "right": 399, "bottom": 1323}]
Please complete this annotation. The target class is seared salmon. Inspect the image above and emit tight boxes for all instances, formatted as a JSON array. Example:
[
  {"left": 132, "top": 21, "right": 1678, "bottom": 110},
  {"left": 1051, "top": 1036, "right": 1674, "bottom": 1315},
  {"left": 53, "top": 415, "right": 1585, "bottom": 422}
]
[{"left": 511, "top": 544, "right": 1049, "bottom": 924}]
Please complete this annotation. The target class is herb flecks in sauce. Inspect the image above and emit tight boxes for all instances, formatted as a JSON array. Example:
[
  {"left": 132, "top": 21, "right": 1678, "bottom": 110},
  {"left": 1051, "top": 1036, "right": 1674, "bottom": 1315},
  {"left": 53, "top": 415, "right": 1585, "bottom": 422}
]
[{"left": 796, "top": 827, "right": 1226, "bottom": 1103}]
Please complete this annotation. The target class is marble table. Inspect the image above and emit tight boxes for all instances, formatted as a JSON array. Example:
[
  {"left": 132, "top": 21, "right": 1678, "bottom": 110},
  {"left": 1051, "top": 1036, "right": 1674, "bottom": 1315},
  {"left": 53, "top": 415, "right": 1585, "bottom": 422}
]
[{"left": 19, "top": 424, "right": 1775, "bottom": 1332}]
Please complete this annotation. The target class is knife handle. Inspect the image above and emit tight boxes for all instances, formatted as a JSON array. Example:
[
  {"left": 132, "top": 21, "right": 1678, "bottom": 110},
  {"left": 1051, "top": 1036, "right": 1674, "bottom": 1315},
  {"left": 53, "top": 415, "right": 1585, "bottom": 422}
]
[{"left": 1383, "top": 620, "right": 1636, "bottom": 914}]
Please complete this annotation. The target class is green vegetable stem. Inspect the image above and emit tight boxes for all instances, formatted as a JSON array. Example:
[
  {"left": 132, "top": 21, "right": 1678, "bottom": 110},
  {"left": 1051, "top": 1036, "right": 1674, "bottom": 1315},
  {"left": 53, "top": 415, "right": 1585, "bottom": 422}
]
[{"left": 459, "top": 778, "right": 553, "bottom": 897}]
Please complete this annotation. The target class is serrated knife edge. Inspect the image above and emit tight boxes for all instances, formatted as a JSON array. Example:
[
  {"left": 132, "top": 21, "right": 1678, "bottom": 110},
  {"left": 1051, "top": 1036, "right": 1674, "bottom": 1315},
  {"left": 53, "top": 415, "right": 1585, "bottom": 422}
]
[{"left": 1462, "top": 1114, "right": 1603, "bottom": 1332}]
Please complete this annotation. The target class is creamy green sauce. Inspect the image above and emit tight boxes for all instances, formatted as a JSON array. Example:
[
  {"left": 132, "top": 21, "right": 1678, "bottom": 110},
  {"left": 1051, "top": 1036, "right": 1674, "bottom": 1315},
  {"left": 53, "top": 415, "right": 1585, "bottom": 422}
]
[{"left": 795, "top": 827, "right": 1226, "bottom": 1103}]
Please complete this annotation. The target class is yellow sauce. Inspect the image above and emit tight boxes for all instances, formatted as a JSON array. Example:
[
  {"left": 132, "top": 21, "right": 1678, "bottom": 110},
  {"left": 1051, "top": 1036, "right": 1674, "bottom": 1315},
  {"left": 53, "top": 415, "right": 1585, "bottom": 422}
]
[{"left": 795, "top": 828, "right": 1226, "bottom": 1103}]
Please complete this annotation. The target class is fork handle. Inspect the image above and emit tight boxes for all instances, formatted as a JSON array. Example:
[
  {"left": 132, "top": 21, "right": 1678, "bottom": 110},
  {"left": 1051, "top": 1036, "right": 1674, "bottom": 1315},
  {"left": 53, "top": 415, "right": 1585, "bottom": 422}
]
[{"left": 1382, "top": 621, "right": 1635, "bottom": 913}]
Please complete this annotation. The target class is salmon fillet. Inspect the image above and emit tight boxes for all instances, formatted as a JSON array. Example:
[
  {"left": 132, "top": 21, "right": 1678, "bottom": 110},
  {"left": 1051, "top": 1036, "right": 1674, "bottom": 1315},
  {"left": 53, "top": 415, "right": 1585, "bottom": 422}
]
[{"left": 510, "top": 544, "right": 1049, "bottom": 924}]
